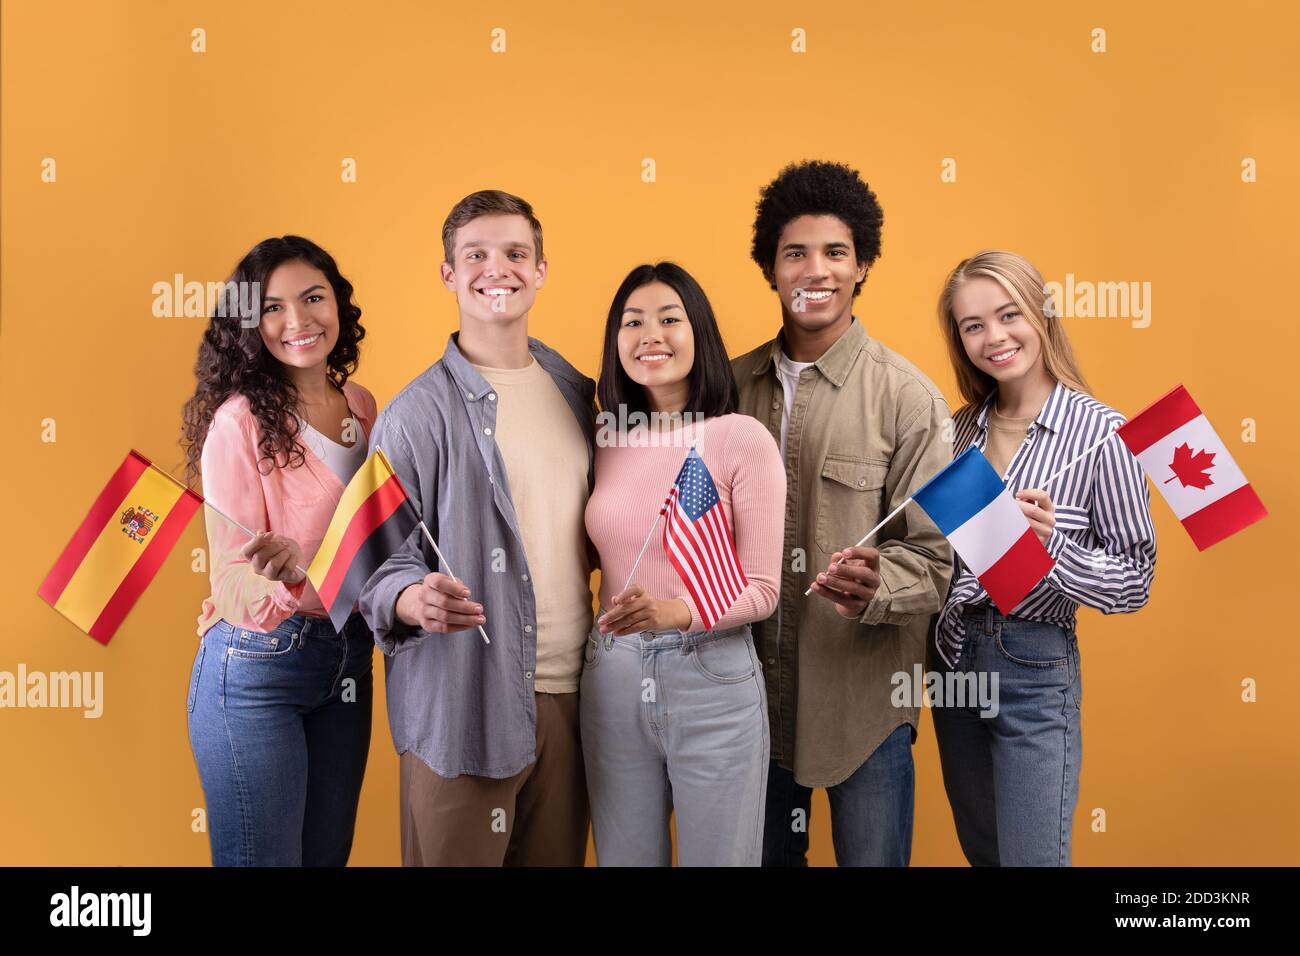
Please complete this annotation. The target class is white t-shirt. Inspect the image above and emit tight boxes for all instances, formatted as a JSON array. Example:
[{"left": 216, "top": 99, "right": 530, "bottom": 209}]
[
  {"left": 775, "top": 350, "right": 816, "bottom": 458},
  {"left": 298, "top": 419, "right": 367, "bottom": 485}
]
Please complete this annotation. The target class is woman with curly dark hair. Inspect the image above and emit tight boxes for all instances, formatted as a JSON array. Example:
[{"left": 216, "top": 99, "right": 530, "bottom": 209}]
[{"left": 181, "top": 235, "right": 378, "bottom": 866}]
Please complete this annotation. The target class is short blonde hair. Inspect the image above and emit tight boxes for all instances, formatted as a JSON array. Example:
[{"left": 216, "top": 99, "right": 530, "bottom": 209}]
[{"left": 937, "top": 249, "right": 1089, "bottom": 408}]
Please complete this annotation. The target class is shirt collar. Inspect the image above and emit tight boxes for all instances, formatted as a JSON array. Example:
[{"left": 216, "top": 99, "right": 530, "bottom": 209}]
[
  {"left": 975, "top": 379, "right": 1072, "bottom": 435},
  {"left": 753, "top": 316, "right": 868, "bottom": 389},
  {"left": 442, "top": 331, "right": 588, "bottom": 402}
]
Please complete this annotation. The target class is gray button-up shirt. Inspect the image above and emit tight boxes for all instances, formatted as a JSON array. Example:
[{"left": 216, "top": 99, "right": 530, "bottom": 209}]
[{"left": 359, "top": 333, "right": 596, "bottom": 779}]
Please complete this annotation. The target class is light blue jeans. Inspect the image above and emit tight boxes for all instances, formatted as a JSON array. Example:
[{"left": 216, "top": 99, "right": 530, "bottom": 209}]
[
  {"left": 187, "top": 612, "right": 373, "bottom": 866},
  {"left": 579, "top": 616, "right": 769, "bottom": 866},
  {"left": 931, "top": 605, "right": 1082, "bottom": 866}
]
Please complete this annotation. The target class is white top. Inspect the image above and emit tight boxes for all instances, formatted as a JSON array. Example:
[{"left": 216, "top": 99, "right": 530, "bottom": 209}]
[
  {"left": 298, "top": 419, "right": 367, "bottom": 485},
  {"left": 775, "top": 350, "right": 816, "bottom": 459}
]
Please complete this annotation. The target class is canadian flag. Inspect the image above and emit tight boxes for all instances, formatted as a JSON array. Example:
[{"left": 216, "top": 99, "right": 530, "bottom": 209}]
[{"left": 1117, "top": 385, "right": 1267, "bottom": 551}]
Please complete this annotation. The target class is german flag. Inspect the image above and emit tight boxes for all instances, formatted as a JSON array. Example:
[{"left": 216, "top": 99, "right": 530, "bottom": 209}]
[
  {"left": 307, "top": 447, "right": 420, "bottom": 633},
  {"left": 39, "top": 450, "right": 204, "bottom": 645}
]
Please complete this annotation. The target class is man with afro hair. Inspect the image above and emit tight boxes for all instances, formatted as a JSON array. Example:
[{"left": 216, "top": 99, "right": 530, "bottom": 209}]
[{"left": 733, "top": 160, "right": 954, "bottom": 866}]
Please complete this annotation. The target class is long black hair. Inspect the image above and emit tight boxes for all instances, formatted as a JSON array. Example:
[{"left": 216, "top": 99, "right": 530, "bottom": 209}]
[
  {"left": 181, "top": 235, "right": 365, "bottom": 485},
  {"left": 597, "top": 261, "right": 738, "bottom": 419}
]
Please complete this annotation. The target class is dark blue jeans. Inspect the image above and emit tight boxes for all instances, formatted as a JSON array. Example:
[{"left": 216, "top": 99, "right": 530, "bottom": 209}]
[
  {"left": 761, "top": 722, "right": 915, "bottom": 866},
  {"left": 187, "top": 612, "right": 373, "bottom": 866},
  {"left": 931, "top": 605, "right": 1082, "bottom": 866}
]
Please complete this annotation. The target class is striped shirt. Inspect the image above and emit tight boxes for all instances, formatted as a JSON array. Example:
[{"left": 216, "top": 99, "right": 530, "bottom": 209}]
[{"left": 935, "top": 381, "right": 1157, "bottom": 667}]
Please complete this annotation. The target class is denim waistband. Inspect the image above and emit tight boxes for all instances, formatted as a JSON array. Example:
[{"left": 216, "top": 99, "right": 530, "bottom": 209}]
[
  {"left": 960, "top": 603, "right": 1075, "bottom": 636},
  {"left": 210, "top": 611, "right": 368, "bottom": 644},
  {"left": 592, "top": 610, "right": 751, "bottom": 650}
]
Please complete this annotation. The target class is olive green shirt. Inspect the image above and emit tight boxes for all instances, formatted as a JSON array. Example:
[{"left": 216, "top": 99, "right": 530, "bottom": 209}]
[{"left": 733, "top": 318, "right": 954, "bottom": 787}]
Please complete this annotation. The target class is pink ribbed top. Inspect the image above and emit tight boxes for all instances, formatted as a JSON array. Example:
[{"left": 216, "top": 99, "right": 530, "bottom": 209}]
[{"left": 585, "top": 413, "right": 786, "bottom": 633}]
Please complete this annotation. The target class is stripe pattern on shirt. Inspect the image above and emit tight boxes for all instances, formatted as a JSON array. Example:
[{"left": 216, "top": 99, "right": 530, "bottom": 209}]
[{"left": 935, "top": 382, "right": 1157, "bottom": 667}]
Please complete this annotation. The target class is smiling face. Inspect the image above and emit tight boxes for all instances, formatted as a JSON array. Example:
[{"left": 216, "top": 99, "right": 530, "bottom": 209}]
[
  {"left": 617, "top": 281, "right": 695, "bottom": 409},
  {"left": 440, "top": 213, "right": 545, "bottom": 324},
  {"left": 951, "top": 275, "right": 1045, "bottom": 384},
  {"left": 256, "top": 259, "right": 340, "bottom": 370},
  {"left": 771, "top": 214, "right": 866, "bottom": 333}
]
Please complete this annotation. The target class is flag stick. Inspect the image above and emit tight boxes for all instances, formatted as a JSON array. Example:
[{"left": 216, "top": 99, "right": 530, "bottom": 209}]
[
  {"left": 620, "top": 440, "right": 696, "bottom": 593},
  {"left": 1038, "top": 429, "right": 1117, "bottom": 491},
  {"left": 804, "top": 497, "right": 913, "bottom": 597},
  {"left": 623, "top": 512, "right": 664, "bottom": 592},
  {"left": 148, "top": 459, "right": 312, "bottom": 581},
  {"left": 416, "top": 520, "right": 490, "bottom": 645},
  {"left": 199, "top": 500, "right": 311, "bottom": 581},
  {"left": 373, "top": 446, "right": 490, "bottom": 645}
]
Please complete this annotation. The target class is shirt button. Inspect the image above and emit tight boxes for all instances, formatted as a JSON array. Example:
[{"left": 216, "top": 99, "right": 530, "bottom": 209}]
[
  {"left": 521, "top": 573, "right": 529, "bottom": 582},
  {"left": 767, "top": 658, "right": 776, "bottom": 666},
  {"left": 488, "top": 393, "right": 497, "bottom": 401},
  {"left": 466, "top": 392, "right": 474, "bottom": 400},
  {"left": 484, "top": 427, "right": 493, "bottom": 436},
  {"left": 524, "top": 624, "right": 533, "bottom": 633},
  {"left": 858, "top": 477, "right": 867, "bottom": 487},
  {"left": 772, "top": 400, "right": 780, "bottom": 410},
  {"left": 525, "top": 671, "right": 533, "bottom": 680}
]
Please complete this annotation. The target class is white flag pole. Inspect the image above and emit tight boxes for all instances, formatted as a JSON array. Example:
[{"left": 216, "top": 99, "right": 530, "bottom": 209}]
[
  {"left": 372, "top": 446, "right": 490, "bottom": 645},
  {"left": 1038, "top": 428, "right": 1118, "bottom": 492},
  {"left": 804, "top": 496, "right": 913, "bottom": 597},
  {"left": 148, "top": 458, "right": 313, "bottom": 582},
  {"left": 416, "top": 519, "right": 490, "bottom": 645},
  {"left": 622, "top": 511, "right": 665, "bottom": 593},
  {"left": 621, "top": 438, "right": 698, "bottom": 592},
  {"left": 201, "top": 500, "right": 311, "bottom": 582}
]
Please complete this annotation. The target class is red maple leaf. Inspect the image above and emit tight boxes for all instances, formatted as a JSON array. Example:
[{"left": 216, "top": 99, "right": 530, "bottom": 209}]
[{"left": 1164, "top": 442, "right": 1216, "bottom": 489}]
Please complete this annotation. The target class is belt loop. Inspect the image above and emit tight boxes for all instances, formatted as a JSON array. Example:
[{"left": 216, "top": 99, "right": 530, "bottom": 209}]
[{"left": 984, "top": 604, "right": 995, "bottom": 635}]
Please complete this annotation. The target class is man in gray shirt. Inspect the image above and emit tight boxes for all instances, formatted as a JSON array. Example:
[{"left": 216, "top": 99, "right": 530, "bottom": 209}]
[{"left": 359, "top": 190, "right": 597, "bottom": 866}]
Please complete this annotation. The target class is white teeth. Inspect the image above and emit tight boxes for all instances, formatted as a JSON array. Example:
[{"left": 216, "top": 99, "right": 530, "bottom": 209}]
[
  {"left": 990, "top": 348, "right": 1019, "bottom": 362},
  {"left": 802, "top": 290, "right": 833, "bottom": 300},
  {"left": 638, "top": 354, "right": 670, "bottom": 363},
  {"left": 479, "top": 288, "right": 514, "bottom": 296},
  {"left": 285, "top": 333, "right": 322, "bottom": 347}
]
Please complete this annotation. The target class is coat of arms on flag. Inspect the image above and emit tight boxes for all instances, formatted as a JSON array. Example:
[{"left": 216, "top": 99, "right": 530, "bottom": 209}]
[{"left": 39, "top": 450, "right": 203, "bottom": 645}]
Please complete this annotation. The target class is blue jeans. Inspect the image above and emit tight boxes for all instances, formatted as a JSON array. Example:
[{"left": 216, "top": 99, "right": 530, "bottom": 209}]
[
  {"left": 931, "top": 605, "right": 1082, "bottom": 866},
  {"left": 187, "top": 612, "right": 373, "bottom": 866},
  {"left": 580, "top": 617, "right": 769, "bottom": 866},
  {"left": 762, "top": 723, "right": 915, "bottom": 867}
]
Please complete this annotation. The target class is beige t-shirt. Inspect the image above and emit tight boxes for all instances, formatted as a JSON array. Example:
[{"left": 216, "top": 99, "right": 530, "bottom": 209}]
[
  {"left": 473, "top": 358, "right": 593, "bottom": 693},
  {"left": 985, "top": 407, "right": 1035, "bottom": 478}
]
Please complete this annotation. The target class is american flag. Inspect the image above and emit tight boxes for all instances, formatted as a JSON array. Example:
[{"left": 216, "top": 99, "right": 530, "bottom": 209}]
[{"left": 660, "top": 448, "right": 748, "bottom": 630}]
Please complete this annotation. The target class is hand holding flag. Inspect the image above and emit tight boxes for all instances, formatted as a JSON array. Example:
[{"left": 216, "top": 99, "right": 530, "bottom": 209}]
[
  {"left": 307, "top": 447, "right": 489, "bottom": 643},
  {"left": 619, "top": 445, "right": 750, "bottom": 634},
  {"left": 241, "top": 531, "right": 307, "bottom": 585},
  {"left": 808, "top": 546, "right": 882, "bottom": 617}
]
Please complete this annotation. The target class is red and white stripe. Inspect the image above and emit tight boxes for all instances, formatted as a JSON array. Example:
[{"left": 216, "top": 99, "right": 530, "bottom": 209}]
[{"left": 662, "top": 487, "right": 748, "bottom": 629}]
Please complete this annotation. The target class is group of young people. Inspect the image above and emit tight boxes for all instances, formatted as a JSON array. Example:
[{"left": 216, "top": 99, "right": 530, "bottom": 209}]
[{"left": 181, "top": 160, "right": 1157, "bottom": 868}]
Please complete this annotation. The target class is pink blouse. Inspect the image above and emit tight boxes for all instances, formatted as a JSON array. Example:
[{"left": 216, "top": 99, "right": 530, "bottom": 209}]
[{"left": 195, "top": 380, "right": 378, "bottom": 636}]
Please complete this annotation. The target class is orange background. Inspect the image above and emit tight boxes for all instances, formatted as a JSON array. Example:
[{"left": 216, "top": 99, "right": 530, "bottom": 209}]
[{"left": 2, "top": 0, "right": 1296, "bottom": 865}]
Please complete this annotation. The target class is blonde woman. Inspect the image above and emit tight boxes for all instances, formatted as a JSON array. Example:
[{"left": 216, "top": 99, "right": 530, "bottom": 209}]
[{"left": 931, "top": 250, "right": 1156, "bottom": 866}]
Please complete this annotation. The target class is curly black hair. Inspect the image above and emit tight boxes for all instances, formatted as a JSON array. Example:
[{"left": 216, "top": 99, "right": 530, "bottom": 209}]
[
  {"left": 180, "top": 235, "right": 365, "bottom": 486},
  {"left": 750, "top": 160, "right": 884, "bottom": 298}
]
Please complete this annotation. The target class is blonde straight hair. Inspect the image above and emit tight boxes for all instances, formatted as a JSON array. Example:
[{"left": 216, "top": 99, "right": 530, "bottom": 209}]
[{"left": 937, "top": 250, "right": 1090, "bottom": 409}]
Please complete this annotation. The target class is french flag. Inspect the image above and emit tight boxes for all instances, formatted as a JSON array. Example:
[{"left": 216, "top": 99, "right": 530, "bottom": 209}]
[
  {"left": 912, "top": 446, "right": 1055, "bottom": 615},
  {"left": 1117, "top": 384, "right": 1267, "bottom": 551}
]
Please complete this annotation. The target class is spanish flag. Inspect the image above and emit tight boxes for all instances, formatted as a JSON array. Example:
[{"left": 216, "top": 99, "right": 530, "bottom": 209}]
[
  {"left": 307, "top": 447, "right": 420, "bottom": 633},
  {"left": 39, "top": 450, "right": 204, "bottom": 645}
]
